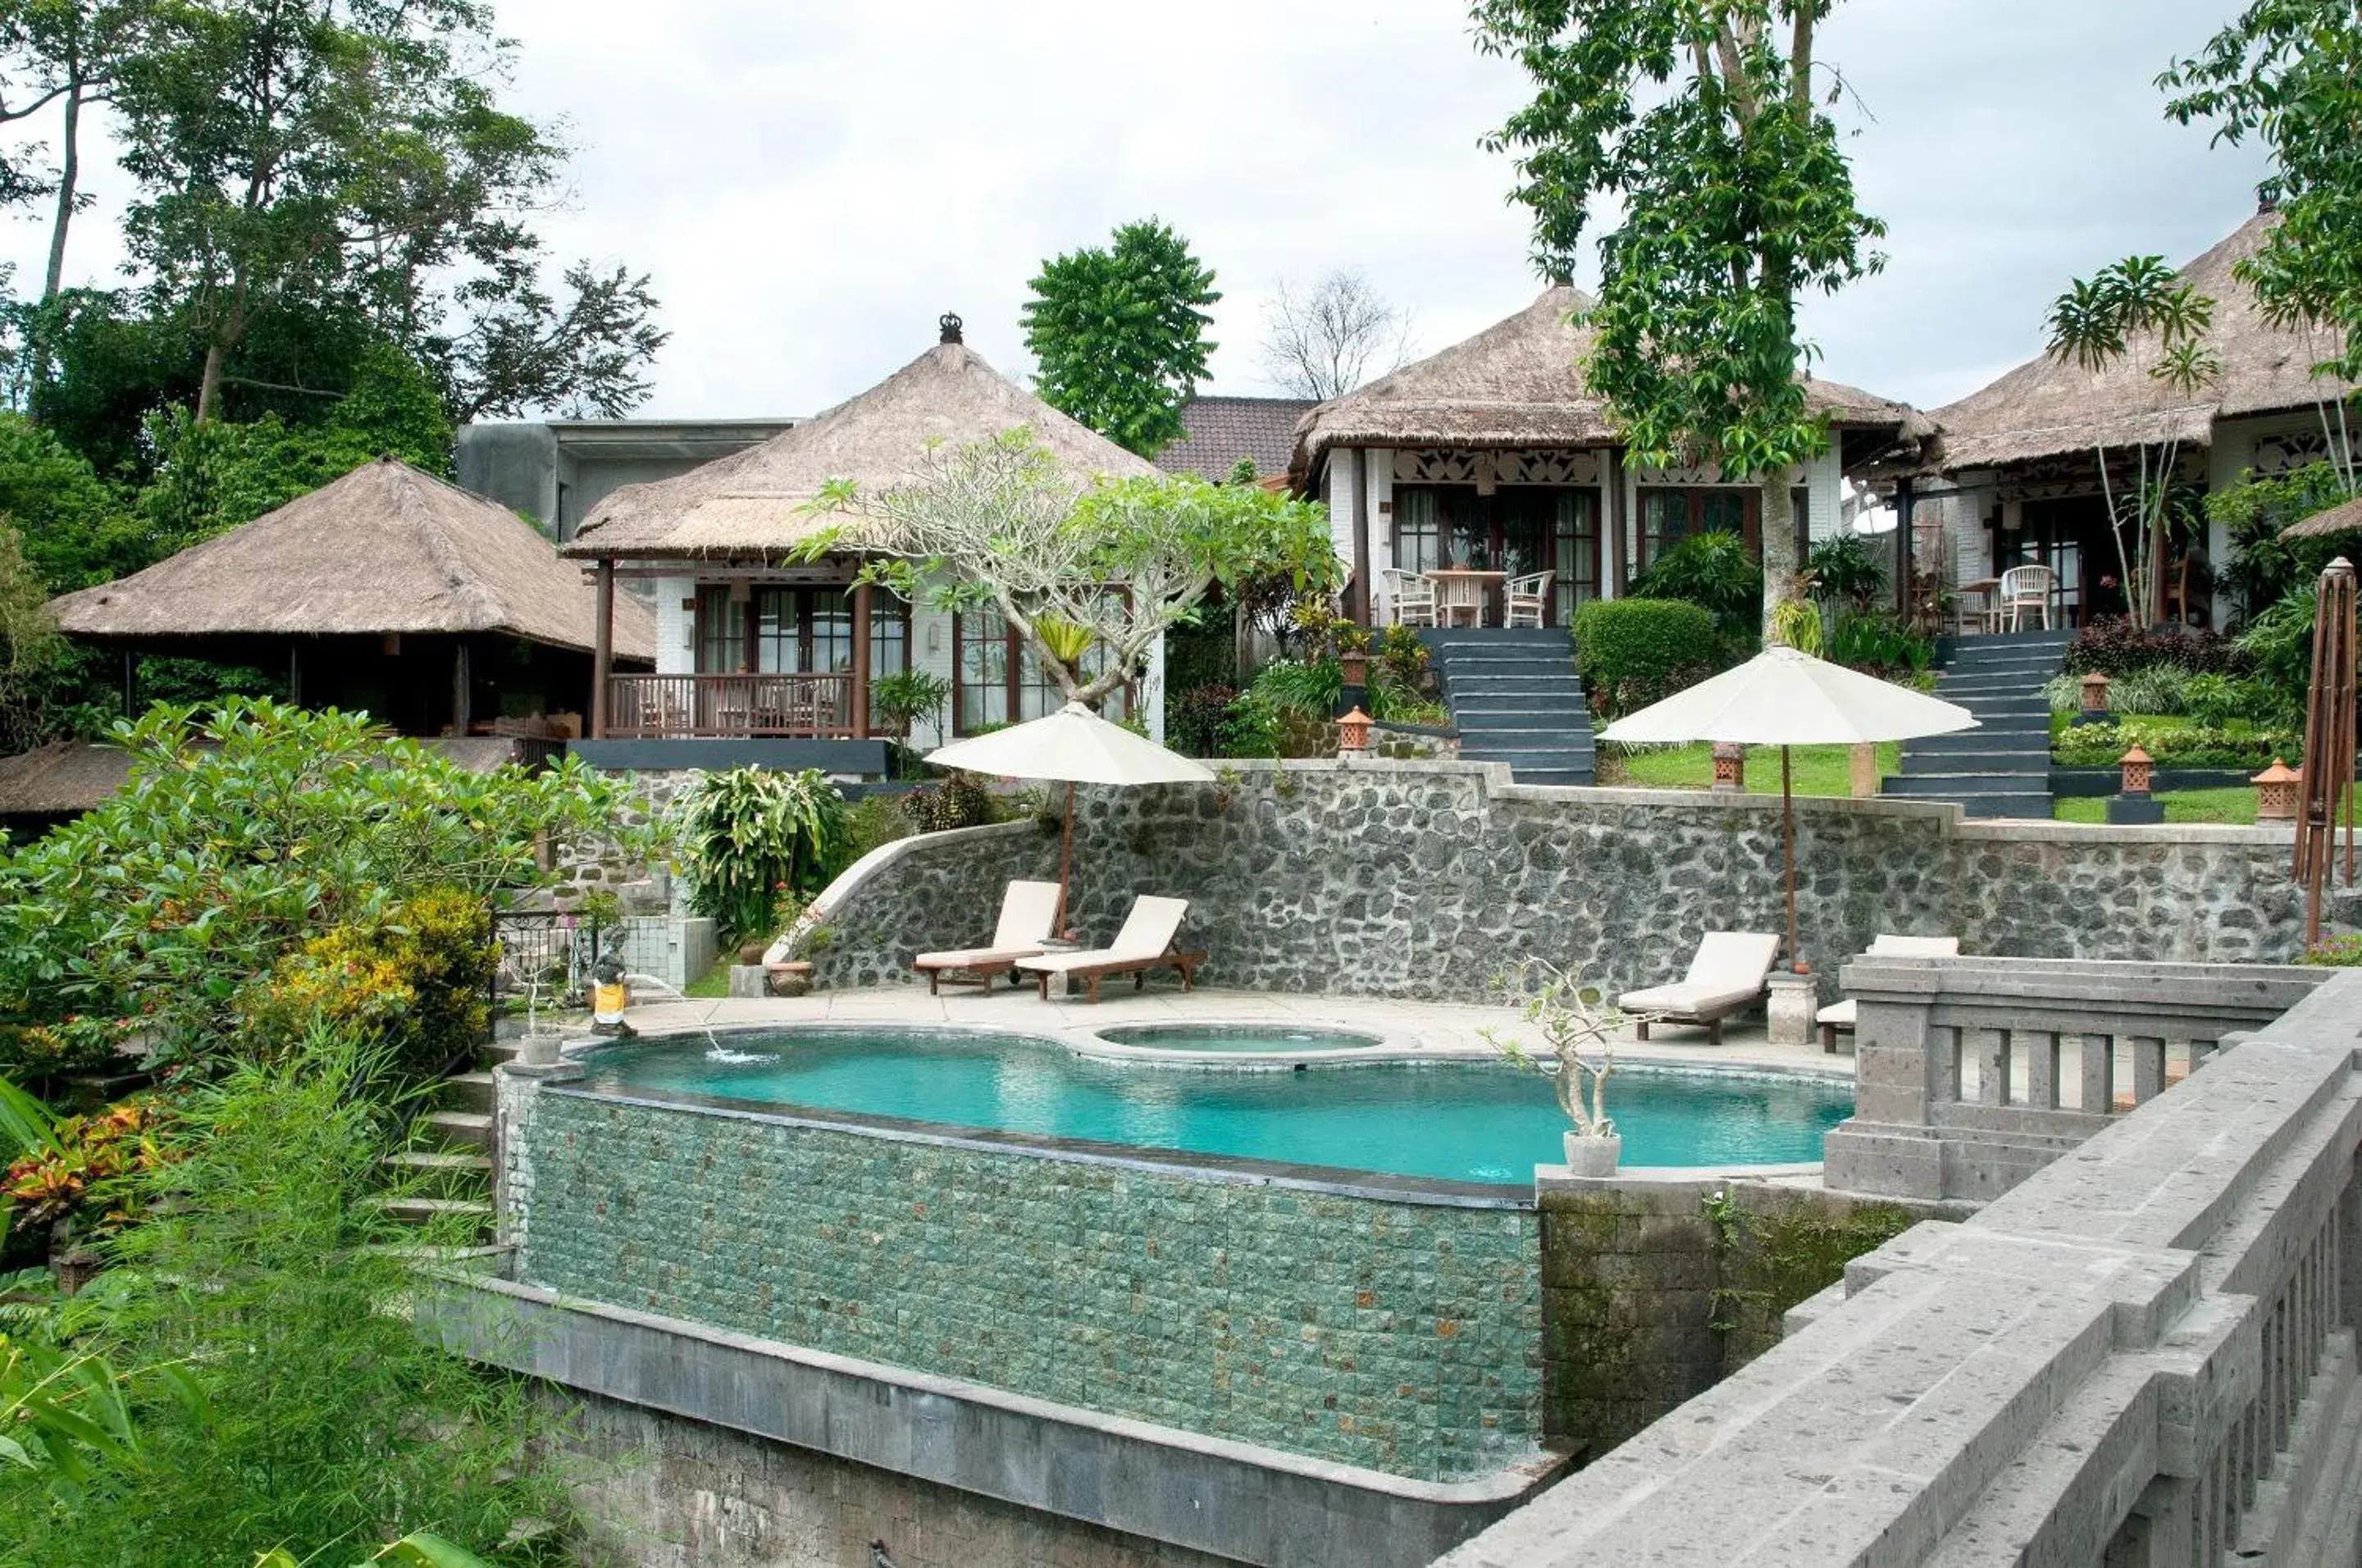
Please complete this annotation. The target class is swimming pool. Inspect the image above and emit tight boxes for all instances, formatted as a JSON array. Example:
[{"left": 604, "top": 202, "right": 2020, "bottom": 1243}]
[{"left": 574, "top": 1027, "right": 1852, "bottom": 1183}]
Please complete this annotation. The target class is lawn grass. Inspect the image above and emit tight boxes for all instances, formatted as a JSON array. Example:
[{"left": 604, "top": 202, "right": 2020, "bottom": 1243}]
[
  {"left": 684, "top": 956, "right": 732, "bottom": 997},
  {"left": 1605, "top": 741, "right": 1903, "bottom": 797},
  {"left": 2054, "top": 787, "right": 2259, "bottom": 825}
]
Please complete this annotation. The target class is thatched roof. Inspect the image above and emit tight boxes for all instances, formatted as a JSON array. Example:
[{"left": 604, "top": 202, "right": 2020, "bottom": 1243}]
[
  {"left": 564, "top": 335, "right": 1160, "bottom": 560},
  {"left": 1923, "top": 212, "right": 2360, "bottom": 475},
  {"left": 50, "top": 458, "right": 654, "bottom": 659},
  {"left": 1288, "top": 285, "right": 1927, "bottom": 482},
  {"left": 0, "top": 736, "right": 540, "bottom": 819},
  {"left": 2286, "top": 493, "right": 2362, "bottom": 540}
]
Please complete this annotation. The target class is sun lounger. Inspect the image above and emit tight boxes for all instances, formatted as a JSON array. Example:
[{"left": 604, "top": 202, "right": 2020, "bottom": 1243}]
[
  {"left": 911, "top": 880, "right": 1064, "bottom": 994},
  {"left": 1620, "top": 932, "right": 1781, "bottom": 1046},
  {"left": 1015, "top": 896, "right": 1205, "bottom": 1004},
  {"left": 1817, "top": 935, "right": 1960, "bottom": 1051}
]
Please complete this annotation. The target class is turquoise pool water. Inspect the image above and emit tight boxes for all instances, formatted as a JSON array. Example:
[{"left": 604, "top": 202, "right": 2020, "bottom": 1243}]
[
  {"left": 577, "top": 1028, "right": 1853, "bottom": 1183},
  {"left": 1093, "top": 1023, "right": 1382, "bottom": 1053}
]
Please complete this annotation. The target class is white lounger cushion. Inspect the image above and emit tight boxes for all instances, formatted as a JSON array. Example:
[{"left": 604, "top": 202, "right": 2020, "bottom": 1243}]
[
  {"left": 1017, "top": 896, "right": 1188, "bottom": 976},
  {"left": 1619, "top": 932, "right": 1780, "bottom": 1020},
  {"left": 1817, "top": 934, "right": 1960, "bottom": 1025},
  {"left": 914, "top": 880, "right": 1063, "bottom": 969}
]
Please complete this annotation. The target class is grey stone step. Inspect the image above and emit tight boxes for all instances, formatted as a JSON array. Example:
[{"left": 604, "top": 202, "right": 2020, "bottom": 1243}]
[
  {"left": 1907, "top": 729, "right": 2050, "bottom": 759},
  {"left": 1882, "top": 773, "right": 2055, "bottom": 796},
  {"left": 426, "top": 1110, "right": 492, "bottom": 1150},
  {"left": 440, "top": 1071, "right": 495, "bottom": 1114},
  {"left": 1938, "top": 674, "right": 2058, "bottom": 695},
  {"left": 385, "top": 1149, "right": 493, "bottom": 1178},
  {"left": 1441, "top": 671, "right": 1585, "bottom": 689},
  {"left": 375, "top": 1195, "right": 494, "bottom": 1228},
  {"left": 1958, "top": 795, "right": 2059, "bottom": 819},
  {"left": 1899, "top": 750, "right": 2049, "bottom": 777},
  {"left": 363, "top": 1243, "right": 508, "bottom": 1269}
]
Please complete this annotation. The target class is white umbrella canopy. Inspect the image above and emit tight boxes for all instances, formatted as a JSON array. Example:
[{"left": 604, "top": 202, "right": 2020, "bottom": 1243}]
[
  {"left": 1598, "top": 645, "right": 1979, "bottom": 748},
  {"left": 925, "top": 702, "right": 1215, "bottom": 932},
  {"left": 1599, "top": 645, "right": 1979, "bottom": 973}
]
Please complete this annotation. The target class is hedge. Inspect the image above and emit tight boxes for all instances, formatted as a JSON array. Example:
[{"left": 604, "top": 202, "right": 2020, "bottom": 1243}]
[{"left": 1574, "top": 598, "right": 1723, "bottom": 718}]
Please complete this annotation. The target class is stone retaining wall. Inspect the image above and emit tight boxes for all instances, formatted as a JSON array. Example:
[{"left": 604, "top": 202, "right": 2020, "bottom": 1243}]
[
  {"left": 806, "top": 761, "right": 2330, "bottom": 1003},
  {"left": 513, "top": 1087, "right": 1543, "bottom": 1484}
]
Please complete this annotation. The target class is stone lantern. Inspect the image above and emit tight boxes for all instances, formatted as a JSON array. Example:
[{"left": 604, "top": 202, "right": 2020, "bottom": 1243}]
[
  {"left": 1711, "top": 742, "right": 1747, "bottom": 793},
  {"left": 2078, "top": 672, "right": 2112, "bottom": 722},
  {"left": 1336, "top": 706, "right": 1373, "bottom": 756},
  {"left": 2118, "top": 745, "right": 2155, "bottom": 797},
  {"left": 2254, "top": 759, "right": 2301, "bottom": 822}
]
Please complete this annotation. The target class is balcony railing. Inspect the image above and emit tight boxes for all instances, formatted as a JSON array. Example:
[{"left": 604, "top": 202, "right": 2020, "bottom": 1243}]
[{"left": 604, "top": 672, "right": 857, "bottom": 740}]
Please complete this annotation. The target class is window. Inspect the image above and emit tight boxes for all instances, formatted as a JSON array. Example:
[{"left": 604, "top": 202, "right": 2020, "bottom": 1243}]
[
  {"left": 1636, "top": 488, "right": 1759, "bottom": 571},
  {"left": 955, "top": 617, "right": 1132, "bottom": 735},
  {"left": 695, "top": 585, "right": 744, "bottom": 673},
  {"left": 1393, "top": 484, "right": 1603, "bottom": 626},
  {"left": 1394, "top": 488, "right": 1444, "bottom": 572},
  {"left": 699, "top": 584, "right": 907, "bottom": 676}
]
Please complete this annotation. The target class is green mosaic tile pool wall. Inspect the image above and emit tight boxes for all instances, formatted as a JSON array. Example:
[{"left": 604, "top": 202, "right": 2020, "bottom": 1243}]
[{"left": 518, "top": 1090, "right": 1543, "bottom": 1483}]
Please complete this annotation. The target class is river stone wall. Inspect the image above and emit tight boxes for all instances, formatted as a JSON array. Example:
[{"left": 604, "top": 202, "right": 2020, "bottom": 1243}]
[
  {"left": 516, "top": 1087, "right": 1543, "bottom": 1484},
  {"left": 807, "top": 760, "right": 2324, "bottom": 1003}
]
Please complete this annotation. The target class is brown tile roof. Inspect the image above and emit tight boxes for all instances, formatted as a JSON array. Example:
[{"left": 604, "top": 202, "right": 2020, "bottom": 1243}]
[{"left": 1156, "top": 396, "right": 1320, "bottom": 481}]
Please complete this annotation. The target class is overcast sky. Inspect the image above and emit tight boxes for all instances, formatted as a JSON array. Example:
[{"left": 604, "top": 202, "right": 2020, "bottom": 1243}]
[{"left": 0, "top": 0, "right": 2273, "bottom": 422}]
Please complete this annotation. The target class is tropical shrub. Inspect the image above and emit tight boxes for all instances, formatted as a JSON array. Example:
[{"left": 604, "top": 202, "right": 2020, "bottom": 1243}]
[
  {"left": 869, "top": 668, "right": 951, "bottom": 739},
  {"left": 902, "top": 772, "right": 994, "bottom": 833},
  {"left": 0, "top": 1036, "right": 578, "bottom": 1562},
  {"left": 1628, "top": 531, "right": 1763, "bottom": 636},
  {"left": 677, "top": 768, "right": 849, "bottom": 943},
  {"left": 1167, "top": 682, "right": 1238, "bottom": 756},
  {"left": 1247, "top": 656, "right": 1343, "bottom": 718},
  {"left": 2053, "top": 722, "right": 2300, "bottom": 770},
  {"left": 841, "top": 794, "right": 912, "bottom": 865},
  {"left": 2307, "top": 933, "right": 2362, "bottom": 967},
  {"left": 1806, "top": 533, "right": 1886, "bottom": 613},
  {"left": 1769, "top": 598, "right": 1824, "bottom": 656},
  {"left": 1573, "top": 598, "right": 1722, "bottom": 717},
  {"left": 2, "top": 1097, "right": 171, "bottom": 1240},
  {"left": 2237, "top": 584, "right": 2321, "bottom": 700},
  {"left": 2183, "top": 672, "right": 2300, "bottom": 729},
  {"left": 2108, "top": 664, "right": 2194, "bottom": 718},
  {"left": 236, "top": 888, "right": 495, "bottom": 1081},
  {"left": 1827, "top": 612, "right": 1934, "bottom": 678},
  {"left": 0, "top": 701, "right": 647, "bottom": 1061},
  {"left": 2210, "top": 462, "right": 2360, "bottom": 625},
  {"left": 1373, "top": 624, "right": 1434, "bottom": 700},
  {"left": 2064, "top": 618, "right": 2251, "bottom": 678}
]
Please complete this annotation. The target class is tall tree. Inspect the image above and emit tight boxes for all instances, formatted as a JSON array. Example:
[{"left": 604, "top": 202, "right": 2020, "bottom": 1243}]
[
  {"left": 0, "top": 2, "right": 156, "bottom": 303},
  {"left": 110, "top": 0, "right": 661, "bottom": 426},
  {"left": 1260, "top": 268, "right": 1415, "bottom": 400},
  {"left": 1471, "top": 0, "right": 1885, "bottom": 637},
  {"left": 1021, "top": 218, "right": 1219, "bottom": 458}
]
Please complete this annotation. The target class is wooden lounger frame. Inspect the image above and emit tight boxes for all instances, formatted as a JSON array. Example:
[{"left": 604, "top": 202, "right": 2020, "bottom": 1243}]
[
  {"left": 1030, "top": 946, "right": 1209, "bottom": 1004},
  {"left": 1632, "top": 1003, "right": 1753, "bottom": 1048},
  {"left": 914, "top": 959, "right": 1036, "bottom": 996}
]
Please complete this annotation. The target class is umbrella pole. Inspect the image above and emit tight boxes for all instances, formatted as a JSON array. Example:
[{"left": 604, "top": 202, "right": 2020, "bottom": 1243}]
[
  {"left": 1058, "top": 781, "right": 1075, "bottom": 937},
  {"left": 1782, "top": 746, "right": 1799, "bottom": 972}
]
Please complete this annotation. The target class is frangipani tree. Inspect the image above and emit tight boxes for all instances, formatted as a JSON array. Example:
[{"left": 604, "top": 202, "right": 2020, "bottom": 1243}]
[
  {"left": 2043, "top": 255, "right": 2223, "bottom": 627},
  {"left": 808, "top": 431, "right": 1334, "bottom": 709},
  {"left": 1474, "top": 0, "right": 1886, "bottom": 640}
]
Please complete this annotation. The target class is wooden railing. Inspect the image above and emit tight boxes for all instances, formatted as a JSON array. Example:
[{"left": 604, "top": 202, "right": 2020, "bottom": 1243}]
[{"left": 604, "top": 673, "right": 857, "bottom": 740}]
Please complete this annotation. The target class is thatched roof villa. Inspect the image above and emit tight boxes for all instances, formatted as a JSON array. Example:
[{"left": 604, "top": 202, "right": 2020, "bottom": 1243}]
[
  {"left": 1286, "top": 285, "right": 1927, "bottom": 626},
  {"left": 559, "top": 313, "right": 1158, "bottom": 768},
  {"left": 1904, "top": 207, "right": 2360, "bottom": 628},
  {"left": 49, "top": 456, "right": 654, "bottom": 739}
]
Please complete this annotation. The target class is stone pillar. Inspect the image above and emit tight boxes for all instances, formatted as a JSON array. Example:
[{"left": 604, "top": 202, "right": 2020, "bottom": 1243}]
[
  {"left": 1764, "top": 973, "right": 1817, "bottom": 1047},
  {"left": 494, "top": 1057, "right": 583, "bottom": 1255}
]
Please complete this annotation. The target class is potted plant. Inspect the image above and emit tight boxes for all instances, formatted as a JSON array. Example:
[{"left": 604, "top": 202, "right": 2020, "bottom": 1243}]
[
  {"left": 1336, "top": 627, "right": 1373, "bottom": 691},
  {"left": 1484, "top": 964, "right": 1629, "bottom": 1176}
]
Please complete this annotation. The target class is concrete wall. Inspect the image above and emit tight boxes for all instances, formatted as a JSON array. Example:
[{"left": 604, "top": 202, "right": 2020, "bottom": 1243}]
[
  {"left": 511, "top": 1086, "right": 1543, "bottom": 1484},
  {"left": 805, "top": 761, "right": 2323, "bottom": 1002}
]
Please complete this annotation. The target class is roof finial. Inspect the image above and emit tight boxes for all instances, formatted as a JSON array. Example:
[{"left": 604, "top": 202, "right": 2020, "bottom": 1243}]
[{"left": 938, "top": 312, "right": 963, "bottom": 345}]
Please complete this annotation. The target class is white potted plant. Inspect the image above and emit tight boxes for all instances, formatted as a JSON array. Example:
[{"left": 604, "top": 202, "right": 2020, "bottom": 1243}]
[{"left": 1485, "top": 964, "right": 1631, "bottom": 1177}]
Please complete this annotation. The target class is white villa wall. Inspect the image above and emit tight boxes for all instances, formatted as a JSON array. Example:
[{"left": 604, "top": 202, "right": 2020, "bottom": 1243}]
[{"left": 654, "top": 574, "right": 695, "bottom": 675}]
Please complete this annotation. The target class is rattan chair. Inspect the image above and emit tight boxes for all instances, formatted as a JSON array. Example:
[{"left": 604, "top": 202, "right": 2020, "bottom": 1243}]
[
  {"left": 1998, "top": 564, "right": 2056, "bottom": 631},
  {"left": 1381, "top": 567, "right": 1438, "bottom": 628},
  {"left": 1504, "top": 570, "right": 1555, "bottom": 629}
]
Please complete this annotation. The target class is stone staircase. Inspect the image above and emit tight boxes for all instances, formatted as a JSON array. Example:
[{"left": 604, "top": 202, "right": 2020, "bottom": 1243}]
[
  {"left": 372, "top": 1037, "right": 505, "bottom": 1251},
  {"left": 1881, "top": 630, "right": 2072, "bottom": 820},
  {"left": 1420, "top": 627, "right": 1597, "bottom": 786}
]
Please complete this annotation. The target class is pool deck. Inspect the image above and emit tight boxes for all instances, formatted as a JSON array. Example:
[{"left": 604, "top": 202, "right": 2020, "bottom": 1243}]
[{"left": 593, "top": 985, "right": 1856, "bottom": 1083}]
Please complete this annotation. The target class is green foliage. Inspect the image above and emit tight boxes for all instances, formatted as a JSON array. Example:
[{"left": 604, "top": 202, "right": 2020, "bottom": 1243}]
[
  {"left": 2064, "top": 618, "right": 2252, "bottom": 677},
  {"left": 1021, "top": 218, "right": 1220, "bottom": 457},
  {"left": 901, "top": 773, "right": 993, "bottom": 834},
  {"left": 0, "top": 1325, "right": 158, "bottom": 1511},
  {"left": 1628, "top": 529, "right": 1764, "bottom": 636},
  {"left": 2185, "top": 671, "right": 2300, "bottom": 728},
  {"left": 0, "top": 522, "right": 66, "bottom": 753},
  {"left": 841, "top": 794, "right": 912, "bottom": 865},
  {"left": 678, "top": 768, "right": 849, "bottom": 943},
  {"left": 0, "top": 700, "right": 646, "bottom": 1059},
  {"left": 2109, "top": 664, "right": 2194, "bottom": 717},
  {"left": 2165, "top": 3, "right": 2362, "bottom": 383},
  {"left": 1247, "top": 657, "right": 1342, "bottom": 720},
  {"left": 1805, "top": 534, "right": 1885, "bottom": 613},
  {"left": 0, "top": 415, "right": 137, "bottom": 593},
  {"left": 2209, "top": 463, "right": 2362, "bottom": 624},
  {"left": 1166, "top": 683, "right": 1238, "bottom": 758},
  {"left": 1162, "top": 605, "right": 1238, "bottom": 694},
  {"left": 2053, "top": 720, "right": 2300, "bottom": 770},
  {"left": 0, "top": 1035, "right": 577, "bottom": 1562},
  {"left": 1768, "top": 597, "right": 1822, "bottom": 656},
  {"left": 2306, "top": 933, "right": 2362, "bottom": 967},
  {"left": 1473, "top": 1, "right": 1883, "bottom": 631},
  {"left": 2, "top": 1098, "right": 170, "bottom": 1240},
  {"left": 236, "top": 888, "right": 493, "bottom": 1082},
  {"left": 1573, "top": 597, "right": 1722, "bottom": 718},
  {"left": 869, "top": 668, "right": 951, "bottom": 740},
  {"left": 2236, "top": 583, "right": 2321, "bottom": 698},
  {"left": 1826, "top": 612, "right": 1933, "bottom": 678}
]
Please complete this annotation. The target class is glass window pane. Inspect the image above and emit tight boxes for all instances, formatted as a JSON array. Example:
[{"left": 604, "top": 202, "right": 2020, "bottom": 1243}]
[
  {"left": 869, "top": 602, "right": 908, "bottom": 677},
  {"left": 754, "top": 588, "right": 796, "bottom": 674},
  {"left": 697, "top": 586, "right": 744, "bottom": 673},
  {"left": 1702, "top": 491, "right": 1749, "bottom": 536},
  {"left": 955, "top": 616, "right": 1008, "bottom": 733},
  {"left": 809, "top": 595, "right": 852, "bottom": 673},
  {"left": 1395, "top": 488, "right": 1443, "bottom": 572},
  {"left": 1638, "top": 490, "right": 1689, "bottom": 568}
]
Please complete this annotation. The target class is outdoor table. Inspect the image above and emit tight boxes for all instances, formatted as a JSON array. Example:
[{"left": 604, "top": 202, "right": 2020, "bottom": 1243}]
[
  {"left": 1427, "top": 568, "right": 1506, "bottom": 628},
  {"left": 1958, "top": 577, "right": 2001, "bottom": 635}
]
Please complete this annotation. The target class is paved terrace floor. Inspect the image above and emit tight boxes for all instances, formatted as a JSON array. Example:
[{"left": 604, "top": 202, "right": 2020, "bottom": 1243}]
[{"left": 585, "top": 985, "right": 1850, "bottom": 1078}]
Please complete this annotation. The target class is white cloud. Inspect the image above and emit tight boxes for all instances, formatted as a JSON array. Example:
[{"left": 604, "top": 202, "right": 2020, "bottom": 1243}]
[{"left": 0, "top": 0, "right": 2276, "bottom": 421}]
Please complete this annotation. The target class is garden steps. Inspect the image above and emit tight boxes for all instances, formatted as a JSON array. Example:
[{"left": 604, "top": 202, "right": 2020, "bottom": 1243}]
[
  {"left": 1420, "top": 627, "right": 1595, "bottom": 786},
  {"left": 424, "top": 1109, "right": 493, "bottom": 1150},
  {"left": 374, "top": 1195, "right": 495, "bottom": 1233},
  {"left": 440, "top": 1070, "right": 496, "bottom": 1114},
  {"left": 1884, "top": 632, "right": 2070, "bottom": 819},
  {"left": 384, "top": 1149, "right": 492, "bottom": 1178}
]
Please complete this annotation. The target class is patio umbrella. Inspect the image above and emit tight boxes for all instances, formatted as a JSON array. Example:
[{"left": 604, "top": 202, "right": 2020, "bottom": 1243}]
[
  {"left": 1598, "top": 645, "right": 1978, "bottom": 970},
  {"left": 925, "top": 701, "right": 1215, "bottom": 932}
]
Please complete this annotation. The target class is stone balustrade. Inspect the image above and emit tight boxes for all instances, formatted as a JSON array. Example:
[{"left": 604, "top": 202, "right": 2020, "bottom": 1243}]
[
  {"left": 1434, "top": 968, "right": 2362, "bottom": 1567},
  {"left": 1823, "top": 955, "right": 2328, "bottom": 1202}
]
